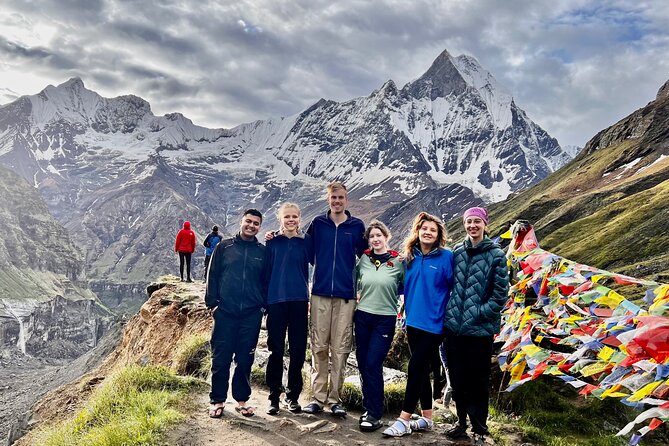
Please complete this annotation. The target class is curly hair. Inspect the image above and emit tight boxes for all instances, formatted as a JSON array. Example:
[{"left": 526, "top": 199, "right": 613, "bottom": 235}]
[{"left": 403, "top": 212, "right": 448, "bottom": 265}]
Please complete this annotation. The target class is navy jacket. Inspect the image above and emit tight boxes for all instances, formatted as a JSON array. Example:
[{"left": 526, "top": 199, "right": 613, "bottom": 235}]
[
  {"left": 307, "top": 211, "right": 366, "bottom": 299},
  {"left": 204, "top": 234, "right": 267, "bottom": 316},
  {"left": 266, "top": 233, "right": 313, "bottom": 305}
]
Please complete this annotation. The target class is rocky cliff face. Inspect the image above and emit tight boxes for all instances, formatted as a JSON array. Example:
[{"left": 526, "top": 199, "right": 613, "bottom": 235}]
[
  {"left": 0, "top": 166, "right": 110, "bottom": 358},
  {"left": 0, "top": 49, "right": 572, "bottom": 309}
]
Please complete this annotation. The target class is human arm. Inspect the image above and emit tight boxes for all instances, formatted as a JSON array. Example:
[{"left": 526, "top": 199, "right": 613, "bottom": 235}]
[{"left": 479, "top": 252, "right": 509, "bottom": 321}]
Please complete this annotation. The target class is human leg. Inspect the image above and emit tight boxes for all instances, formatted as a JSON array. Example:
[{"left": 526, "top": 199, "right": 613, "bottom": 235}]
[
  {"left": 209, "top": 311, "right": 236, "bottom": 404},
  {"left": 266, "top": 303, "right": 289, "bottom": 405},
  {"left": 285, "top": 301, "right": 308, "bottom": 404},
  {"left": 307, "top": 294, "right": 333, "bottom": 409},
  {"left": 203, "top": 254, "right": 211, "bottom": 280},
  {"left": 178, "top": 252, "right": 185, "bottom": 280},
  {"left": 327, "top": 297, "right": 356, "bottom": 410},
  {"left": 230, "top": 311, "right": 263, "bottom": 403},
  {"left": 185, "top": 252, "right": 192, "bottom": 281}
]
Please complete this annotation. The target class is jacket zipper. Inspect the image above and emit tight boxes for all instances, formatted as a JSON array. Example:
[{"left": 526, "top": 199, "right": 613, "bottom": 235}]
[
  {"left": 331, "top": 223, "right": 338, "bottom": 296},
  {"left": 241, "top": 243, "right": 247, "bottom": 313},
  {"left": 457, "top": 249, "right": 472, "bottom": 335}
]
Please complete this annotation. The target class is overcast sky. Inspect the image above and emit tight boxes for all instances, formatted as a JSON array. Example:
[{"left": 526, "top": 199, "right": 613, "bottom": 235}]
[{"left": 1, "top": 0, "right": 668, "bottom": 147}]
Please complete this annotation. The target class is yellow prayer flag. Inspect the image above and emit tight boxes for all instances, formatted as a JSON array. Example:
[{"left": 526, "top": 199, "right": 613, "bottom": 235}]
[
  {"left": 627, "top": 381, "right": 663, "bottom": 402},
  {"left": 580, "top": 362, "right": 610, "bottom": 377},
  {"left": 594, "top": 290, "right": 625, "bottom": 308},
  {"left": 598, "top": 346, "right": 615, "bottom": 361}
]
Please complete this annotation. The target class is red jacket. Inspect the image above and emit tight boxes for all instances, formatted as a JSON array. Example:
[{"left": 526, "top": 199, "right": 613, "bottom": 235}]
[{"left": 175, "top": 221, "right": 196, "bottom": 253}]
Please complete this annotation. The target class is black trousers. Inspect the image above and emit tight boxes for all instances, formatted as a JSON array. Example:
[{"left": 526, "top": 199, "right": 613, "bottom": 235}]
[
  {"left": 210, "top": 309, "right": 262, "bottom": 403},
  {"left": 402, "top": 326, "right": 443, "bottom": 414},
  {"left": 178, "top": 251, "right": 192, "bottom": 279},
  {"left": 265, "top": 301, "right": 308, "bottom": 403},
  {"left": 203, "top": 254, "right": 212, "bottom": 279},
  {"left": 445, "top": 328, "right": 494, "bottom": 435}
]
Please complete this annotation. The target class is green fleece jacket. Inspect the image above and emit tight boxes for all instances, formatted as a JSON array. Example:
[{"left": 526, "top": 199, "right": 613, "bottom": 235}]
[{"left": 355, "top": 250, "right": 405, "bottom": 316}]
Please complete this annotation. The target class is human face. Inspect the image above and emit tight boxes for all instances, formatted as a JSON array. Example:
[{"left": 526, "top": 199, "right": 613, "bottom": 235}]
[
  {"left": 368, "top": 228, "right": 388, "bottom": 254},
  {"left": 239, "top": 214, "right": 262, "bottom": 240},
  {"left": 464, "top": 216, "right": 486, "bottom": 244},
  {"left": 418, "top": 220, "right": 439, "bottom": 251},
  {"left": 280, "top": 207, "right": 300, "bottom": 235},
  {"left": 327, "top": 189, "right": 348, "bottom": 215}
]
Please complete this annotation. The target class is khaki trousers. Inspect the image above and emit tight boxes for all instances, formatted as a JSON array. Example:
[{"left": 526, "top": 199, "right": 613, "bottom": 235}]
[{"left": 309, "top": 294, "right": 356, "bottom": 407}]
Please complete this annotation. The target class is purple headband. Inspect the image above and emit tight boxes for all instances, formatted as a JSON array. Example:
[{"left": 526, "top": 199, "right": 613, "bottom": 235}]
[{"left": 463, "top": 207, "right": 488, "bottom": 225}]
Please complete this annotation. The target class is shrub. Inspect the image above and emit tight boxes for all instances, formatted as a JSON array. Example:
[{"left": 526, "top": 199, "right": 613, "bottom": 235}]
[{"left": 172, "top": 334, "right": 211, "bottom": 378}]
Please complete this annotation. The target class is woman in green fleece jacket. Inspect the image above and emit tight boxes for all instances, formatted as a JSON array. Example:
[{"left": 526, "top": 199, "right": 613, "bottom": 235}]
[{"left": 354, "top": 220, "right": 405, "bottom": 432}]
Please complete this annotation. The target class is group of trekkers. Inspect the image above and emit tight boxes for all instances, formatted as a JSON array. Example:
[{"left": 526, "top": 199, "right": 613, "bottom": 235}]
[{"left": 193, "top": 181, "right": 508, "bottom": 445}]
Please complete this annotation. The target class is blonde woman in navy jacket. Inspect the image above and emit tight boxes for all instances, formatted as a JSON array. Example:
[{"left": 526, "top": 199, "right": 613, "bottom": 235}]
[{"left": 383, "top": 212, "right": 454, "bottom": 437}]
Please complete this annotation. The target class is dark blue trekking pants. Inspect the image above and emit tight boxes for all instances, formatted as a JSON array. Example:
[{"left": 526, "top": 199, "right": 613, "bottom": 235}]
[{"left": 354, "top": 309, "right": 396, "bottom": 420}]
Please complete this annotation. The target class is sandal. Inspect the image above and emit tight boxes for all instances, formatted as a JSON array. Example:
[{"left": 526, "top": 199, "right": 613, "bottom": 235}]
[
  {"left": 359, "top": 414, "right": 382, "bottom": 432},
  {"left": 382, "top": 418, "right": 412, "bottom": 437},
  {"left": 409, "top": 416, "right": 433, "bottom": 431},
  {"left": 235, "top": 405, "right": 255, "bottom": 417},
  {"left": 208, "top": 403, "right": 224, "bottom": 418}
]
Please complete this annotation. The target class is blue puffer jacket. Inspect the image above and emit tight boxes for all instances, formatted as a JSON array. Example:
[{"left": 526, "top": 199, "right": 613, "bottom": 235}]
[{"left": 444, "top": 237, "right": 509, "bottom": 337}]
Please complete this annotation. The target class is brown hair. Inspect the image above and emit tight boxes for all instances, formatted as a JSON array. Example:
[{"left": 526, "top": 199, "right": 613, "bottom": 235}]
[
  {"left": 364, "top": 219, "right": 392, "bottom": 242},
  {"left": 403, "top": 212, "right": 448, "bottom": 265}
]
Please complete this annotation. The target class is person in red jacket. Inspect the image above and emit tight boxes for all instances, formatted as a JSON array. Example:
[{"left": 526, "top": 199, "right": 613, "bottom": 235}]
[{"left": 175, "top": 221, "right": 196, "bottom": 282}]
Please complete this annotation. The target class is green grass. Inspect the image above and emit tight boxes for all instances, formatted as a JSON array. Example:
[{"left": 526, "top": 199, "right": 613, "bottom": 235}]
[
  {"left": 172, "top": 334, "right": 211, "bottom": 378},
  {"left": 33, "top": 365, "right": 203, "bottom": 446},
  {"left": 340, "top": 381, "right": 407, "bottom": 414},
  {"left": 491, "top": 377, "right": 669, "bottom": 446}
]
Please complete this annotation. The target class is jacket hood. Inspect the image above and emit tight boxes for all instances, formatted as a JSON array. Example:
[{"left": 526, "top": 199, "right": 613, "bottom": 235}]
[{"left": 183, "top": 221, "right": 191, "bottom": 230}]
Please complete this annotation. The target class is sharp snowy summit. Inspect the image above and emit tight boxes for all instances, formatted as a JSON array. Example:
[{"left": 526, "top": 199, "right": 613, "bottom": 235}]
[{"left": 0, "top": 49, "right": 572, "bottom": 309}]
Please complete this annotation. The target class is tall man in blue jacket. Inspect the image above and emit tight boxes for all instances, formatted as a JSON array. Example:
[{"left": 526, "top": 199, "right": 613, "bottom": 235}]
[
  {"left": 302, "top": 182, "right": 367, "bottom": 417},
  {"left": 205, "top": 209, "right": 267, "bottom": 418}
]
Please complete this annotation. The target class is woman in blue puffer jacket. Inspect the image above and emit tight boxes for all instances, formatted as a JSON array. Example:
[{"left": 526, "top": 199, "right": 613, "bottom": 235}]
[{"left": 443, "top": 207, "right": 509, "bottom": 446}]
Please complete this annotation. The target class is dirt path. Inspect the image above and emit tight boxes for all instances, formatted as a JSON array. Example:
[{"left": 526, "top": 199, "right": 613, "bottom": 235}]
[{"left": 166, "top": 385, "right": 481, "bottom": 446}]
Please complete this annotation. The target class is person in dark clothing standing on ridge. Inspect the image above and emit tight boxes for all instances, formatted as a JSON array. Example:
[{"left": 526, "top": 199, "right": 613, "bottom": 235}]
[
  {"left": 175, "top": 220, "right": 196, "bottom": 282},
  {"left": 443, "top": 207, "right": 509, "bottom": 446},
  {"left": 303, "top": 182, "right": 366, "bottom": 417},
  {"left": 205, "top": 209, "right": 267, "bottom": 418},
  {"left": 264, "top": 203, "right": 313, "bottom": 415},
  {"left": 202, "top": 225, "right": 222, "bottom": 281}
]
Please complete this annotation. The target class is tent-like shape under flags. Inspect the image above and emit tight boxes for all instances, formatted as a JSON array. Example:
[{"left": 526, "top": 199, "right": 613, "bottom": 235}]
[{"left": 496, "top": 221, "right": 669, "bottom": 445}]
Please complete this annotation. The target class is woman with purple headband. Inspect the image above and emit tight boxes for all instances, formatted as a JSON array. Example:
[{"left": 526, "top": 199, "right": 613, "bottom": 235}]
[{"left": 443, "top": 207, "right": 509, "bottom": 446}]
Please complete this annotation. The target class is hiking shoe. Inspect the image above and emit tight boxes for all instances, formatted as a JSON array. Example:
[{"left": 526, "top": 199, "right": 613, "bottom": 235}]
[
  {"left": 473, "top": 433, "right": 487, "bottom": 445},
  {"left": 445, "top": 424, "right": 468, "bottom": 439},
  {"left": 302, "top": 402, "right": 323, "bottom": 414},
  {"left": 330, "top": 403, "right": 346, "bottom": 417},
  {"left": 283, "top": 397, "right": 301, "bottom": 413},
  {"left": 266, "top": 401, "right": 280, "bottom": 415},
  {"left": 409, "top": 416, "right": 433, "bottom": 431}
]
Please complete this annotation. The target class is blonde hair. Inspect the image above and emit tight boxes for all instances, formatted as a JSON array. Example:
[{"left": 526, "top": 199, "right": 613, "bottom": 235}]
[
  {"left": 277, "top": 202, "right": 301, "bottom": 233},
  {"left": 365, "top": 219, "right": 392, "bottom": 245},
  {"left": 403, "top": 212, "right": 448, "bottom": 265},
  {"left": 326, "top": 181, "right": 347, "bottom": 195}
]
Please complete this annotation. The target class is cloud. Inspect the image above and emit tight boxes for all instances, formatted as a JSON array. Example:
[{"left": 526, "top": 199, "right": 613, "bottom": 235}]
[{"left": 0, "top": 0, "right": 667, "bottom": 147}]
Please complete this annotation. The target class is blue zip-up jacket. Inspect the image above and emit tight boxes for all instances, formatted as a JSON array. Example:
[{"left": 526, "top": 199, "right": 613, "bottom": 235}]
[
  {"left": 307, "top": 210, "right": 366, "bottom": 299},
  {"left": 204, "top": 234, "right": 267, "bottom": 316},
  {"left": 266, "top": 233, "right": 313, "bottom": 305},
  {"left": 404, "top": 246, "right": 454, "bottom": 335}
]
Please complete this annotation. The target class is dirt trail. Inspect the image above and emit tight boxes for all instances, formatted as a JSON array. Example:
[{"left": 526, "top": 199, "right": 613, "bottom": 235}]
[{"left": 166, "top": 385, "right": 480, "bottom": 446}]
